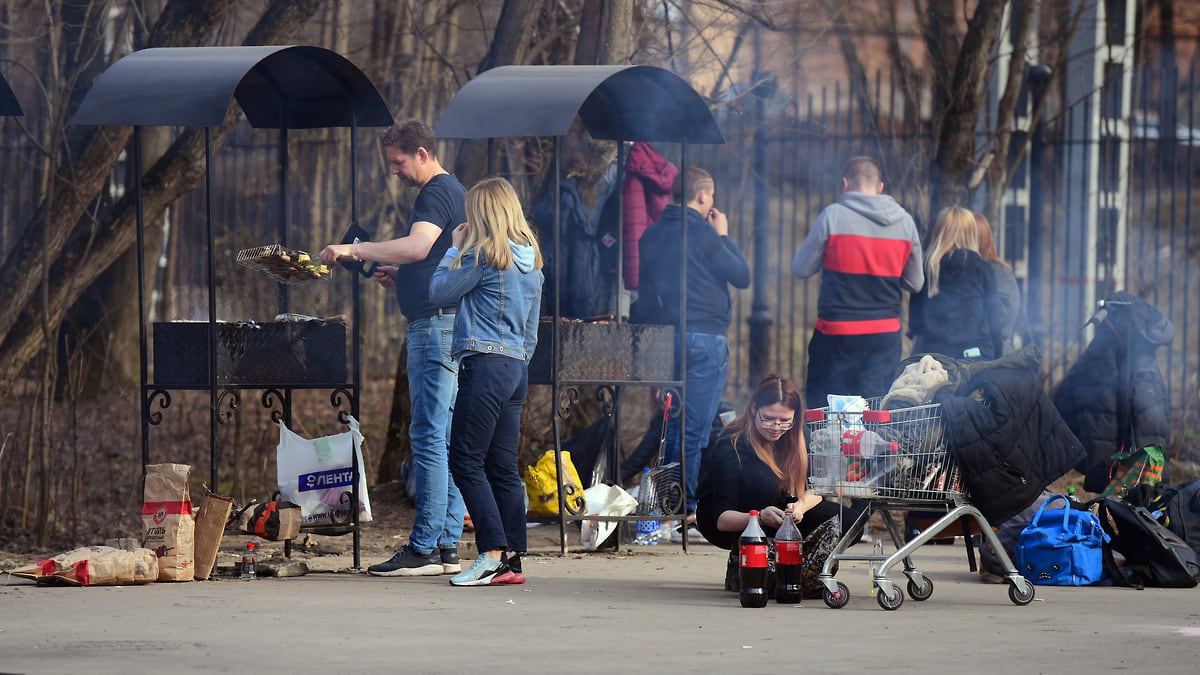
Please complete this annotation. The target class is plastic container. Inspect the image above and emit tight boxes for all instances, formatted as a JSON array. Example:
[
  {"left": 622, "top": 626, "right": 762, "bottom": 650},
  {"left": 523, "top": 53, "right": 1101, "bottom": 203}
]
[
  {"left": 634, "top": 468, "right": 660, "bottom": 545},
  {"left": 775, "top": 510, "right": 803, "bottom": 604},
  {"left": 739, "top": 510, "right": 769, "bottom": 608},
  {"left": 240, "top": 543, "right": 257, "bottom": 580}
]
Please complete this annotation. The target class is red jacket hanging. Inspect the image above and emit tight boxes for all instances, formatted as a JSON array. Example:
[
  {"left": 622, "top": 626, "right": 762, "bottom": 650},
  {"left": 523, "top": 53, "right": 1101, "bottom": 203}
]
[{"left": 623, "top": 142, "right": 677, "bottom": 289}]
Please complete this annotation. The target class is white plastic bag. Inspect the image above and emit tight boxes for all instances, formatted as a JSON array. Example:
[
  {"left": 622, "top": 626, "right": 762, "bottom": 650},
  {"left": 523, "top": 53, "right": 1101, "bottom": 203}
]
[
  {"left": 579, "top": 484, "right": 638, "bottom": 550},
  {"left": 276, "top": 416, "right": 372, "bottom": 526}
]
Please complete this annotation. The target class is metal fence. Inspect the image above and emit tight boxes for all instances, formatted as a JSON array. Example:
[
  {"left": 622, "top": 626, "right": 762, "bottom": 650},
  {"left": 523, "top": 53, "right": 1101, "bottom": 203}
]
[{"left": 0, "top": 63, "right": 1197, "bottom": 459}]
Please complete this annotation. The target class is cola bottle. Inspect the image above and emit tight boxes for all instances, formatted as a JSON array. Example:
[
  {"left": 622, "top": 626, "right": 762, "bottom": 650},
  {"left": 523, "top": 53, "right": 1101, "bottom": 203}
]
[
  {"left": 774, "top": 510, "right": 803, "bottom": 604},
  {"left": 739, "top": 510, "right": 769, "bottom": 608}
]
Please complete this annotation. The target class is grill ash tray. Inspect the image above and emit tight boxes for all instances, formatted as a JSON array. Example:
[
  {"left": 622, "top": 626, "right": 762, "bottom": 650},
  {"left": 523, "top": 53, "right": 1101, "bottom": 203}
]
[
  {"left": 237, "top": 244, "right": 330, "bottom": 285},
  {"left": 153, "top": 321, "right": 347, "bottom": 386}
]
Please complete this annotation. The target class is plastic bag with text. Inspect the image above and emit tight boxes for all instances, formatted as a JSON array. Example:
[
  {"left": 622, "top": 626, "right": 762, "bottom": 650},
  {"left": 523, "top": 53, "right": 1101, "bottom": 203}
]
[{"left": 276, "top": 416, "right": 372, "bottom": 526}]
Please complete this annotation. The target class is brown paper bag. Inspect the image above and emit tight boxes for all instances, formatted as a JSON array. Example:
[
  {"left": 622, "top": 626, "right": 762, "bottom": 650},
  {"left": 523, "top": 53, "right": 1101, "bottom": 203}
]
[
  {"left": 142, "top": 463, "right": 195, "bottom": 581},
  {"left": 13, "top": 546, "right": 158, "bottom": 586},
  {"left": 193, "top": 492, "right": 236, "bottom": 580}
]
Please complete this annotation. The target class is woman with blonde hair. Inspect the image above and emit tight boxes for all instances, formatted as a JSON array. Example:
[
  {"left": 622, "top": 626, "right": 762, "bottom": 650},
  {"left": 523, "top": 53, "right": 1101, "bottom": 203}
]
[
  {"left": 429, "top": 176, "right": 544, "bottom": 586},
  {"left": 696, "top": 375, "right": 853, "bottom": 595},
  {"left": 908, "top": 206, "right": 1004, "bottom": 360}
]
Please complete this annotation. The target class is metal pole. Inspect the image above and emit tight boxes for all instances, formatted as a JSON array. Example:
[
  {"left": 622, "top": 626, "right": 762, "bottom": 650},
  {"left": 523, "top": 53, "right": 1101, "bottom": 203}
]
[
  {"left": 1026, "top": 65, "right": 1052, "bottom": 345},
  {"left": 205, "top": 128, "right": 218, "bottom": 491},
  {"left": 748, "top": 70, "right": 775, "bottom": 385}
]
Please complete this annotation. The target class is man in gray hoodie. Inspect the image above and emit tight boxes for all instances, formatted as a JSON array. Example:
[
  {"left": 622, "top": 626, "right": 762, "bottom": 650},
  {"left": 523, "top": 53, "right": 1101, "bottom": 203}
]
[{"left": 792, "top": 157, "right": 924, "bottom": 411}]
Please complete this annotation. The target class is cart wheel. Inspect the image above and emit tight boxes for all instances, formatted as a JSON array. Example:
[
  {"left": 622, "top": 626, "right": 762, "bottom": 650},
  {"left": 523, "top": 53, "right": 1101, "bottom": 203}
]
[
  {"left": 1008, "top": 579, "right": 1035, "bottom": 606},
  {"left": 906, "top": 577, "right": 934, "bottom": 601},
  {"left": 823, "top": 582, "right": 850, "bottom": 609},
  {"left": 877, "top": 585, "right": 904, "bottom": 611}
]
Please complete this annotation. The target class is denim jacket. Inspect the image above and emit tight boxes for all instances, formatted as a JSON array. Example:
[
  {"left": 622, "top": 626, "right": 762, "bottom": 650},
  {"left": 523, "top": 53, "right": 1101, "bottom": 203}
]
[{"left": 429, "top": 241, "right": 544, "bottom": 362}]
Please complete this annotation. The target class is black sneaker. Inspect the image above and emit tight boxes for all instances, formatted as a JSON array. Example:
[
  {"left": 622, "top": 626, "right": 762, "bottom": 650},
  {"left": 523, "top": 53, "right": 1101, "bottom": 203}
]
[
  {"left": 439, "top": 546, "right": 462, "bottom": 574},
  {"left": 367, "top": 544, "right": 442, "bottom": 577}
]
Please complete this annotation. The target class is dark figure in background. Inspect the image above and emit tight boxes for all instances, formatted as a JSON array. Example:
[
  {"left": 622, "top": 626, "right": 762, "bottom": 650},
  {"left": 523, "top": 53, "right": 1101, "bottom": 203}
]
[
  {"left": 320, "top": 119, "right": 466, "bottom": 578},
  {"left": 695, "top": 375, "right": 859, "bottom": 595},
  {"left": 632, "top": 167, "right": 751, "bottom": 514},
  {"left": 792, "top": 157, "right": 924, "bottom": 411},
  {"left": 908, "top": 206, "right": 1005, "bottom": 361}
]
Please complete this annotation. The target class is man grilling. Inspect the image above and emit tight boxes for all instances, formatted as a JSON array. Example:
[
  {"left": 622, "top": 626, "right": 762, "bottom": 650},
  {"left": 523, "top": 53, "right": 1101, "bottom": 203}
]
[{"left": 320, "top": 119, "right": 467, "bottom": 577}]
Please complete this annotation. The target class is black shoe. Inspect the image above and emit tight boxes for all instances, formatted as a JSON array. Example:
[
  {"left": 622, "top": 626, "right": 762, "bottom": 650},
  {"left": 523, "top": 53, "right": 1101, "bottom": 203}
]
[
  {"left": 725, "top": 547, "right": 740, "bottom": 592},
  {"left": 439, "top": 546, "right": 462, "bottom": 574},
  {"left": 367, "top": 544, "right": 442, "bottom": 577}
]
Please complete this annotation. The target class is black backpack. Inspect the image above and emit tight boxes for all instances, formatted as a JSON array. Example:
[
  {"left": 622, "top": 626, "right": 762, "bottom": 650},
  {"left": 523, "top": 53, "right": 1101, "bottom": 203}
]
[
  {"left": 1127, "top": 480, "right": 1200, "bottom": 558},
  {"left": 1090, "top": 496, "right": 1200, "bottom": 589}
]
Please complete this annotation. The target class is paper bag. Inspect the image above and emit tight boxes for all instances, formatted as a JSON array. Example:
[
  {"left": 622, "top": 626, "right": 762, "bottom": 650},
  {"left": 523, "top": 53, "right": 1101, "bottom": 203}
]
[
  {"left": 193, "top": 492, "right": 236, "bottom": 580},
  {"left": 142, "top": 463, "right": 195, "bottom": 581}
]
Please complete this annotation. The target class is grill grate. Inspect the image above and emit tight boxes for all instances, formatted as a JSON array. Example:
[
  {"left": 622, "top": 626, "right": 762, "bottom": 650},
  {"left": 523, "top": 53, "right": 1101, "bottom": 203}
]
[{"left": 236, "top": 244, "right": 330, "bottom": 286}]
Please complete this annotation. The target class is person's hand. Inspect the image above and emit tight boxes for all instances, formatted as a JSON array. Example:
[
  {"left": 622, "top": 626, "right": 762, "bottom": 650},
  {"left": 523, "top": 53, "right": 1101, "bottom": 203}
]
[
  {"left": 373, "top": 265, "right": 398, "bottom": 289},
  {"left": 705, "top": 207, "right": 729, "bottom": 236},
  {"left": 757, "top": 505, "right": 785, "bottom": 529},
  {"left": 319, "top": 243, "right": 354, "bottom": 266},
  {"left": 451, "top": 222, "right": 468, "bottom": 250},
  {"left": 787, "top": 492, "right": 824, "bottom": 517}
]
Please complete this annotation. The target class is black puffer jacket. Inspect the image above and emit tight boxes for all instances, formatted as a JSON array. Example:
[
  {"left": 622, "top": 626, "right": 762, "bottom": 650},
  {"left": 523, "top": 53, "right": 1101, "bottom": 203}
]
[
  {"left": 938, "top": 364, "right": 1086, "bottom": 523},
  {"left": 1052, "top": 291, "right": 1173, "bottom": 493}
]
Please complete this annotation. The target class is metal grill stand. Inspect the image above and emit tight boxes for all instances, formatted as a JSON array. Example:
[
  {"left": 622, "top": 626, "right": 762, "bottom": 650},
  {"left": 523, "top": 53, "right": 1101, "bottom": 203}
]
[
  {"left": 72, "top": 46, "right": 393, "bottom": 570},
  {"left": 436, "top": 66, "right": 725, "bottom": 554}
]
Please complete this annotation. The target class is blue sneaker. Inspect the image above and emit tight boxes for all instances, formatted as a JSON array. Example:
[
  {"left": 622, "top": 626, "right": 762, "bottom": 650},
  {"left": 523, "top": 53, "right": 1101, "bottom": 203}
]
[{"left": 449, "top": 554, "right": 509, "bottom": 586}]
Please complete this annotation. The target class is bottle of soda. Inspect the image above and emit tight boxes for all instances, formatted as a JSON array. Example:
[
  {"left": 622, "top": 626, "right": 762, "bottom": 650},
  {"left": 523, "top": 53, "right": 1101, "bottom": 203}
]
[
  {"left": 240, "top": 542, "right": 256, "bottom": 580},
  {"left": 774, "top": 510, "right": 803, "bottom": 604},
  {"left": 739, "top": 510, "right": 768, "bottom": 608}
]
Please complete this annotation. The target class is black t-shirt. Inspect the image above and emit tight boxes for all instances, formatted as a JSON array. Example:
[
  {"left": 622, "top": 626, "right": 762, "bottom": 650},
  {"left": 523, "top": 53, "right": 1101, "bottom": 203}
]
[{"left": 394, "top": 174, "right": 467, "bottom": 320}]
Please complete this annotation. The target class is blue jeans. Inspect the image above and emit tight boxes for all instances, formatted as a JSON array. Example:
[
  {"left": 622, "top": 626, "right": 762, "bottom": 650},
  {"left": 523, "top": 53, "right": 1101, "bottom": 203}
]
[
  {"left": 406, "top": 313, "right": 465, "bottom": 554},
  {"left": 663, "top": 332, "right": 729, "bottom": 513},
  {"left": 448, "top": 353, "right": 529, "bottom": 554}
]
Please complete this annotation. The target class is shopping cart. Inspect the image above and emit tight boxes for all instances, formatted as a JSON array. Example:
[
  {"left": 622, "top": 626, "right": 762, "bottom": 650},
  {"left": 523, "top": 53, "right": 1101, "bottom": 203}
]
[{"left": 805, "top": 400, "right": 1036, "bottom": 610}]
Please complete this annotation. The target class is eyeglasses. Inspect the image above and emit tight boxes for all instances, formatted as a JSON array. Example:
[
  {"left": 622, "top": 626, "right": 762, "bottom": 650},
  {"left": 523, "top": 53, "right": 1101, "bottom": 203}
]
[{"left": 756, "top": 412, "right": 794, "bottom": 430}]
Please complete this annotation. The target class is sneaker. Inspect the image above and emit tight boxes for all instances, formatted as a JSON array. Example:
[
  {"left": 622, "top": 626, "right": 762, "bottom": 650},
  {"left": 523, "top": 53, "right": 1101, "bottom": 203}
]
[
  {"left": 439, "top": 547, "right": 462, "bottom": 574},
  {"left": 492, "top": 552, "right": 525, "bottom": 585},
  {"left": 449, "top": 554, "right": 511, "bottom": 586},
  {"left": 367, "top": 544, "right": 443, "bottom": 577}
]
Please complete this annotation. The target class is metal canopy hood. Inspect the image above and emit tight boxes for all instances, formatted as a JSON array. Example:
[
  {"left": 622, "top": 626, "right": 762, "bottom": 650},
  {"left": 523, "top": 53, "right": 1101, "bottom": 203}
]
[
  {"left": 71, "top": 46, "right": 392, "bottom": 129},
  {"left": 435, "top": 65, "right": 723, "bottom": 144},
  {"left": 1, "top": 72, "right": 21, "bottom": 116}
]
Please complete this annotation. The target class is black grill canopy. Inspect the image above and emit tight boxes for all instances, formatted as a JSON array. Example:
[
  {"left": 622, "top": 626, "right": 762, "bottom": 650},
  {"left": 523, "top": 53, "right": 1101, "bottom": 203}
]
[
  {"left": 435, "top": 65, "right": 723, "bottom": 144},
  {"left": 71, "top": 46, "right": 392, "bottom": 129},
  {"left": 1, "top": 71, "right": 21, "bottom": 116}
]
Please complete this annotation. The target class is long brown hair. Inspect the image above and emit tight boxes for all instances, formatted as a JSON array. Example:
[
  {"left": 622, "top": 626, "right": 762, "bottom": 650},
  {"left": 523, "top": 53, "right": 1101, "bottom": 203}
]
[
  {"left": 723, "top": 375, "right": 807, "bottom": 496},
  {"left": 972, "top": 211, "right": 1011, "bottom": 269}
]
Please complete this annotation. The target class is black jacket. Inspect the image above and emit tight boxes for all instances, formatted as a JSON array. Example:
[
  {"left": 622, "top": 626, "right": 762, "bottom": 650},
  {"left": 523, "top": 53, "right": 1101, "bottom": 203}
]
[
  {"left": 938, "top": 363, "right": 1086, "bottom": 523},
  {"left": 631, "top": 204, "right": 750, "bottom": 334},
  {"left": 1052, "top": 291, "right": 1173, "bottom": 492},
  {"left": 909, "top": 248, "right": 1003, "bottom": 360}
]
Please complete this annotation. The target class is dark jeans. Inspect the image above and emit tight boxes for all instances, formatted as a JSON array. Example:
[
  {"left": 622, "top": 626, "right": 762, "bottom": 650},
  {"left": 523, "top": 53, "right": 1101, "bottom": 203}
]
[
  {"left": 804, "top": 330, "right": 901, "bottom": 411},
  {"left": 447, "top": 353, "right": 529, "bottom": 554}
]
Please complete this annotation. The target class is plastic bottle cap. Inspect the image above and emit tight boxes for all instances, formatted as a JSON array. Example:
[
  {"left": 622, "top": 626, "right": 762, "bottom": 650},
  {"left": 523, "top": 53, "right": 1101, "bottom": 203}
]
[
  {"left": 749, "top": 510, "right": 759, "bottom": 516},
  {"left": 248, "top": 543, "right": 255, "bottom": 551}
]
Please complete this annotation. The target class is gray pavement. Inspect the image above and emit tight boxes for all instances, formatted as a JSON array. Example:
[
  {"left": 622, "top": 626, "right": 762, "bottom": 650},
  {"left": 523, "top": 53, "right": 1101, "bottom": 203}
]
[{"left": 2, "top": 538, "right": 1199, "bottom": 674}]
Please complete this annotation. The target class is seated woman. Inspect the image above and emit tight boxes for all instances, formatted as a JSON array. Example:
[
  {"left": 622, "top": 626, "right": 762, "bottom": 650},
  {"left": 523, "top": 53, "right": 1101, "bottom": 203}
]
[
  {"left": 695, "top": 375, "right": 857, "bottom": 595},
  {"left": 908, "top": 206, "right": 1004, "bottom": 360}
]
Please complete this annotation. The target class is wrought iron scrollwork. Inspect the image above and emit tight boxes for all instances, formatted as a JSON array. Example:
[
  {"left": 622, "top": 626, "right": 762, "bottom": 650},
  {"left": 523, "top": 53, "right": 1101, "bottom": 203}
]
[
  {"left": 330, "top": 387, "right": 356, "bottom": 424},
  {"left": 261, "top": 388, "right": 289, "bottom": 423},
  {"left": 216, "top": 389, "right": 240, "bottom": 425},
  {"left": 329, "top": 490, "right": 353, "bottom": 526},
  {"left": 556, "top": 385, "right": 580, "bottom": 419},
  {"left": 143, "top": 389, "right": 171, "bottom": 426},
  {"left": 596, "top": 384, "right": 617, "bottom": 417}
]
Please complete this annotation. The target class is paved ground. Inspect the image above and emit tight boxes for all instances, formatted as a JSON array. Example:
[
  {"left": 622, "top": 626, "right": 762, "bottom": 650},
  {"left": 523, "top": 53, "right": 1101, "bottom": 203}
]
[{"left": 2, "top": 535, "right": 1199, "bottom": 675}]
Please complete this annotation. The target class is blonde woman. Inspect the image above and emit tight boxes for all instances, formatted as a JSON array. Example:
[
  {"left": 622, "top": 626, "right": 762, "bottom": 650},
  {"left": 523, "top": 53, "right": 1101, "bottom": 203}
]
[
  {"left": 429, "top": 177, "right": 544, "bottom": 586},
  {"left": 908, "top": 206, "right": 1004, "bottom": 360}
]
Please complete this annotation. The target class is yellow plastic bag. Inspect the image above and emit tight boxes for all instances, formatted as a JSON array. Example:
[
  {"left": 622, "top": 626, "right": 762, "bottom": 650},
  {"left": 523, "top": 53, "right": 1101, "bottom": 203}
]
[{"left": 524, "top": 450, "right": 586, "bottom": 518}]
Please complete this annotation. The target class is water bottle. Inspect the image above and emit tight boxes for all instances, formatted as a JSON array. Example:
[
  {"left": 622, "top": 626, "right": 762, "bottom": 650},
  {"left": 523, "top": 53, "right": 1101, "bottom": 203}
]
[
  {"left": 1067, "top": 487, "right": 1081, "bottom": 506},
  {"left": 738, "top": 510, "right": 769, "bottom": 608},
  {"left": 240, "top": 542, "right": 256, "bottom": 580},
  {"left": 842, "top": 431, "right": 898, "bottom": 483},
  {"left": 635, "top": 468, "right": 660, "bottom": 545},
  {"left": 774, "top": 510, "right": 803, "bottom": 604}
]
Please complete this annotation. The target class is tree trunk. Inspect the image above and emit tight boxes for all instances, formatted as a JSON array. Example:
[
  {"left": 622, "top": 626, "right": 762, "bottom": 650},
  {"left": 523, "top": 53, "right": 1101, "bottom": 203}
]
[
  {"left": 0, "top": 0, "right": 328, "bottom": 406},
  {"left": 929, "top": 0, "right": 1007, "bottom": 216}
]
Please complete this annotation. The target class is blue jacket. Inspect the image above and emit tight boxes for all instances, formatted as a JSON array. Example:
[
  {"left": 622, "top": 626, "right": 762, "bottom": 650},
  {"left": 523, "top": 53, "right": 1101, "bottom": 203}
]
[{"left": 429, "top": 241, "right": 544, "bottom": 362}]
